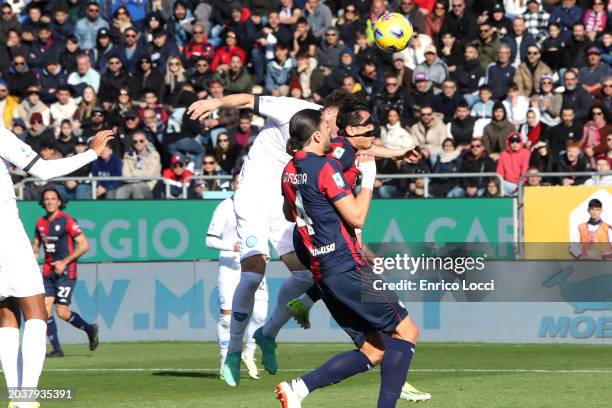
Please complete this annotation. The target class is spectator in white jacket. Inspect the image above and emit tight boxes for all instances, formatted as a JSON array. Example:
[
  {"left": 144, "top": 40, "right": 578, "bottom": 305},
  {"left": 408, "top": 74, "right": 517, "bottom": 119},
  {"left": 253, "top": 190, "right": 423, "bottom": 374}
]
[{"left": 381, "top": 108, "right": 415, "bottom": 149}]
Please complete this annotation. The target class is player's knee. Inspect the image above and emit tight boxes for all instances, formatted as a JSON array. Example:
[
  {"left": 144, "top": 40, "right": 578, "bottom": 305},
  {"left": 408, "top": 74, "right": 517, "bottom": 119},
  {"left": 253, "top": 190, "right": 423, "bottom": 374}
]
[
  {"left": 361, "top": 346, "right": 384, "bottom": 366},
  {"left": 56, "top": 307, "right": 71, "bottom": 321},
  {"left": 281, "top": 252, "right": 307, "bottom": 271},
  {"left": 393, "top": 317, "right": 419, "bottom": 344}
]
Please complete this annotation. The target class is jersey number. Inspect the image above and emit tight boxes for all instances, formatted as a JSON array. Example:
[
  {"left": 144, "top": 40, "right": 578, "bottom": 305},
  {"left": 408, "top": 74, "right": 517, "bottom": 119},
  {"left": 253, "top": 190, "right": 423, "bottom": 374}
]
[
  {"left": 295, "top": 191, "right": 315, "bottom": 235},
  {"left": 57, "top": 287, "right": 71, "bottom": 298}
]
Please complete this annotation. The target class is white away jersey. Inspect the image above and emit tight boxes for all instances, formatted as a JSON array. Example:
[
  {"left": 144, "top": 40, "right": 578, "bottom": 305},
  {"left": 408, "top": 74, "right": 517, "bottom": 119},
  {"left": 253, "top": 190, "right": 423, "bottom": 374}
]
[
  {"left": 0, "top": 127, "right": 39, "bottom": 206},
  {"left": 240, "top": 96, "right": 321, "bottom": 188},
  {"left": 207, "top": 197, "right": 240, "bottom": 261}
]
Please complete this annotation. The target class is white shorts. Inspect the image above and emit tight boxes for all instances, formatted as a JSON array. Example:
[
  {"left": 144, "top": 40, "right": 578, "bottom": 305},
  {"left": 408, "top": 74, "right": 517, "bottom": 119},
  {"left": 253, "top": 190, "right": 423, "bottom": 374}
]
[
  {"left": 234, "top": 184, "right": 295, "bottom": 261},
  {"left": 0, "top": 202, "right": 44, "bottom": 301},
  {"left": 217, "top": 262, "right": 268, "bottom": 311}
]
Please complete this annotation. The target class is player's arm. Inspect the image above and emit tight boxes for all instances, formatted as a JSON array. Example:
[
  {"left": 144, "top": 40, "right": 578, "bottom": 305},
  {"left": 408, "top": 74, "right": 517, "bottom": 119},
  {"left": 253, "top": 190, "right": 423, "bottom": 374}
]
[
  {"left": 32, "top": 236, "right": 41, "bottom": 258},
  {"left": 0, "top": 128, "right": 113, "bottom": 180},
  {"left": 205, "top": 203, "right": 239, "bottom": 252},
  {"left": 187, "top": 94, "right": 255, "bottom": 120},
  {"left": 283, "top": 196, "right": 296, "bottom": 223},
  {"left": 52, "top": 233, "right": 89, "bottom": 274},
  {"left": 328, "top": 156, "right": 376, "bottom": 229},
  {"left": 361, "top": 144, "right": 420, "bottom": 162}
]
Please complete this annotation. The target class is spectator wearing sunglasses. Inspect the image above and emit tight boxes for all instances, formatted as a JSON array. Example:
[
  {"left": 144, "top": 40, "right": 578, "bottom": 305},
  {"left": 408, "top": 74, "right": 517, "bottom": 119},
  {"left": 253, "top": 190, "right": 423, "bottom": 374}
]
[
  {"left": 115, "top": 27, "right": 147, "bottom": 74},
  {"left": 115, "top": 131, "right": 161, "bottom": 199},
  {"left": 75, "top": 1, "right": 110, "bottom": 51},
  {"left": 4, "top": 55, "right": 37, "bottom": 99}
]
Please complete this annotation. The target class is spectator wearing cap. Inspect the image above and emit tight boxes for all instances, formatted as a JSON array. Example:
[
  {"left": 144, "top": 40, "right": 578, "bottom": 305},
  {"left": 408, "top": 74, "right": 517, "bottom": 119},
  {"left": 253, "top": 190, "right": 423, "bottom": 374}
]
[
  {"left": 90, "top": 28, "right": 116, "bottom": 74},
  {"left": 115, "top": 109, "right": 144, "bottom": 156},
  {"left": 373, "top": 74, "right": 412, "bottom": 126},
  {"left": 50, "top": 6, "right": 74, "bottom": 44},
  {"left": 440, "top": 0, "right": 478, "bottom": 43},
  {"left": 483, "top": 102, "right": 515, "bottom": 160},
  {"left": 392, "top": 53, "right": 414, "bottom": 92},
  {"left": 432, "top": 79, "right": 464, "bottom": 124},
  {"left": 514, "top": 44, "right": 552, "bottom": 97},
  {"left": 408, "top": 72, "right": 434, "bottom": 117},
  {"left": 502, "top": 17, "right": 536, "bottom": 68},
  {"left": 578, "top": 48, "right": 611, "bottom": 95},
  {"left": 411, "top": 105, "right": 449, "bottom": 159},
  {"left": 397, "top": 0, "right": 426, "bottom": 34},
  {"left": 562, "top": 70, "right": 593, "bottom": 121},
  {"left": 531, "top": 73, "right": 562, "bottom": 127},
  {"left": 92, "top": 144, "right": 123, "bottom": 199},
  {"left": 147, "top": 28, "right": 181, "bottom": 71},
  {"left": 13, "top": 86, "right": 50, "bottom": 128},
  {"left": 448, "top": 101, "right": 476, "bottom": 147},
  {"left": 0, "top": 3, "right": 20, "bottom": 44},
  {"left": 453, "top": 45, "right": 485, "bottom": 101},
  {"left": 315, "top": 27, "right": 343, "bottom": 71},
  {"left": 115, "top": 131, "right": 161, "bottom": 199},
  {"left": 265, "top": 44, "right": 297, "bottom": 95},
  {"left": 561, "top": 23, "right": 593, "bottom": 71},
  {"left": 114, "top": 27, "right": 147, "bottom": 74},
  {"left": 155, "top": 153, "right": 193, "bottom": 199},
  {"left": 304, "top": 0, "right": 333, "bottom": 39},
  {"left": 487, "top": 2, "right": 512, "bottom": 38},
  {"left": 546, "top": 106, "right": 583, "bottom": 156},
  {"left": 99, "top": 55, "right": 135, "bottom": 105},
  {"left": 548, "top": 0, "right": 583, "bottom": 42},
  {"left": 38, "top": 59, "right": 68, "bottom": 104},
  {"left": 0, "top": 80, "right": 19, "bottom": 128},
  {"left": 497, "top": 131, "right": 531, "bottom": 195},
  {"left": 471, "top": 22, "right": 502, "bottom": 71},
  {"left": 4, "top": 55, "right": 37, "bottom": 99},
  {"left": 49, "top": 86, "right": 78, "bottom": 136},
  {"left": 523, "top": 0, "right": 550, "bottom": 44},
  {"left": 67, "top": 54, "right": 101, "bottom": 94},
  {"left": 24, "top": 112, "right": 54, "bottom": 153},
  {"left": 413, "top": 45, "right": 449, "bottom": 93},
  {"left": 555, "top": 140, "right": 592, "bottom": 185},
  {"left": 81, "top": 107, "right": 106, "bottom": 141},
  {"left": 75, "top": 1, "right": 109, "bottom": 51},
  {"left": 485, "top": 44, "right": 515, "bottom": 100}
]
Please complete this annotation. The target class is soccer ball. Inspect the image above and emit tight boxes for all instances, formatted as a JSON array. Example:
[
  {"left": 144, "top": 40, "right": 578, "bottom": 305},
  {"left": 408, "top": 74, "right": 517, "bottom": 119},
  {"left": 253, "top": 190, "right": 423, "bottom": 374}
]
[{"left": 373, "top": 12, "right": 414, "bottom": 53}]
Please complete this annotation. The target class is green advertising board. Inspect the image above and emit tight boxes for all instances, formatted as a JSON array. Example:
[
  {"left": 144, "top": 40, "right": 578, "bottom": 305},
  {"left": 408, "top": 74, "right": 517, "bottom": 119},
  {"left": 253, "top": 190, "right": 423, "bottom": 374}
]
[{"left": 18, "top": 198, "right": 514, "bottom": 262}]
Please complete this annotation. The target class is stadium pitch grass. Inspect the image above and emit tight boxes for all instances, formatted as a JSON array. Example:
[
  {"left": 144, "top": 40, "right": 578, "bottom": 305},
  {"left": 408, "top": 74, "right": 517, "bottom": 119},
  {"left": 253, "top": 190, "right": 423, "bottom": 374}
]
[{"left": 14, "top": 342, "right": 612, "bottom": 407}]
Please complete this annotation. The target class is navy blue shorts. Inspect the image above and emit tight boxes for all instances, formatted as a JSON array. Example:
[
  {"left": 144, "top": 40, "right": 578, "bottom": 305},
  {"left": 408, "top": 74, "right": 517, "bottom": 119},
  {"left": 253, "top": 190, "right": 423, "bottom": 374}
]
[
  {"left": 43, "top": 275, "right": 76, "bottom": 305},
  {"left": 316, "top": 265, "right": 408, "bottom": 348}
]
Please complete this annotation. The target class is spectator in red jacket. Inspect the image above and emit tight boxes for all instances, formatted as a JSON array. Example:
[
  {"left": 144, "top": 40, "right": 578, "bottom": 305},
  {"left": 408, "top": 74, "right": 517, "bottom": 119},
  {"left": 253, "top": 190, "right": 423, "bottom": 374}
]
[
  {"left": 497, "top": 131, "right": 531, "bottom": 195},
  {"left": 183, "top": 22, "right": 215, "bottom": 69},
  {"left": 211, "top": 30, "right": 246, "bottom": 71}
]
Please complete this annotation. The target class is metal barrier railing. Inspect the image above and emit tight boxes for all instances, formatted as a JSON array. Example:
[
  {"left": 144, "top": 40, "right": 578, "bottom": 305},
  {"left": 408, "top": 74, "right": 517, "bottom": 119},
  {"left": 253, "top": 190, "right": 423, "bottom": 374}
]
[{"left": 17, "top": 173, "right": 506, "bottom": 200}]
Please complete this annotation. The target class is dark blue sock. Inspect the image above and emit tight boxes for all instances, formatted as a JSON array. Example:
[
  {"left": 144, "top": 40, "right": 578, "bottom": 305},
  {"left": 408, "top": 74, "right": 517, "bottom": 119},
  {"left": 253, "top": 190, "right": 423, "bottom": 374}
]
[
  {"left": 68, "top": 312, "right": 93, "bottom": 333},
  {"left": 46, "top": 317, "right": 62, "bottom": 352},
  {"left": 378, "top": 337, "right": 415, "bottom": 408},
  {"left": 301, "top": 350, "right": 372, "bottom": 393},
  {"left": 306, "top": 285, "right": 321, "bottom": 302}
]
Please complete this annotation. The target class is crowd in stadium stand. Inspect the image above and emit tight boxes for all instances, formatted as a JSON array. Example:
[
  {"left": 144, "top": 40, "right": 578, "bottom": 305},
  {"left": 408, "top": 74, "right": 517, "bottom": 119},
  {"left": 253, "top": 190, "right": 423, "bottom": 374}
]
[{"left": 0, "top": 0, "right": 611, "bottom": 199}]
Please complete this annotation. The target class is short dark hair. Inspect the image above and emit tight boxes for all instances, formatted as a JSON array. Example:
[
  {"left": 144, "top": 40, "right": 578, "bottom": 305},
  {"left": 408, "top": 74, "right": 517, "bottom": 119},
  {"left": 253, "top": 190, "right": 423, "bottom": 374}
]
[
  {"left": 588, "top": 198, "right": 602, "bottom": 209},
  {"left": 296, "top": 17, "right": 308, "bottom": 25},
  {"left": 323, "top": 89, "right": 352, "bottom": 110},
  {"left": 456, "top": 101, "right": 470, "bottom": 110},
  {"left": 336, "top": 98, "right": 370, "bottom": 131}
]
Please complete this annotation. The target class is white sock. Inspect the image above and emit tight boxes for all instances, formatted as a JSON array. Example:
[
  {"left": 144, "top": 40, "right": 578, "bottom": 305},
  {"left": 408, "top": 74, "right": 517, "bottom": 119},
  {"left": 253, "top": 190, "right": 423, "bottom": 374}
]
[
  {"left": 244, "top": 297, "right": 268, "bottom": 360},
  {"left": 0, "top": 327, "right": 20, "bottom": 389},
  {"left": 298, "top": 292, "right": 315, "bottom": 309},
  {"left": 20, "top": 319, "right": 46, "bottom": 388},
  {"left": 228, "top": 272, "right": 263, "bottom": 352},
  {"left": 262, "top": 270, "right": 312, "bottom": 339},
  {"left": 292, "top": 378, "right": 310, "bottom": 401},
  {"left": 217, "top": 314, "right": 231, "bottom": 369}
]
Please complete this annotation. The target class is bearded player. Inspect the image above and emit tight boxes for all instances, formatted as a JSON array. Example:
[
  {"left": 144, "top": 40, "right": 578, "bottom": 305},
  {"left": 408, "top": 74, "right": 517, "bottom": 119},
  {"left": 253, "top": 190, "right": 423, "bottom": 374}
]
[
  {"left": 0, "top": 128, "right": 113, "bottom": 408},
  {"left": 188, "top": 92, "right": 416, "bottom": 387}
]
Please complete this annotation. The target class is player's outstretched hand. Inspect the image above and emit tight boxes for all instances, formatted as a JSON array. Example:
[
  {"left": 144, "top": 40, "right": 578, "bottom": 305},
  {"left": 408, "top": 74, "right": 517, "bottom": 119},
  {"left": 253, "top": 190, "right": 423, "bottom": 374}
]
[
  {"left": 89, "top": 130, "right": 115, "bottom": 156},
  {"left": 188, "top": 99, "right": 220, "bottom": 120},
  {"left": 403, "top": 146, "right": 422, "bottom": 163}
]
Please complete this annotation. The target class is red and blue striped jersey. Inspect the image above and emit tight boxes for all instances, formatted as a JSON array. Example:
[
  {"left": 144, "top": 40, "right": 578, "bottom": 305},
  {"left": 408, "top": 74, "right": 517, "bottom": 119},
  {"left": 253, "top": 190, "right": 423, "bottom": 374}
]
[
  {"left": 35, "top": 211, "right": 83, "bottom": 279},
  {"left": 329, "top": 136, "right": 359, "bottom": 189},
  {"left": 282, "top": 151, "right": 363, "bottom": 282}
]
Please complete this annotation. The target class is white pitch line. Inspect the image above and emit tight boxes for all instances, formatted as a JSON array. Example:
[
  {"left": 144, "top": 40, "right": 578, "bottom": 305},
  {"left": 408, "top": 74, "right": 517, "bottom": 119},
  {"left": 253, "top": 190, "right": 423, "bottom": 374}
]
[{"left": 28, "top": 368, "right": 612, "bottom": 374}]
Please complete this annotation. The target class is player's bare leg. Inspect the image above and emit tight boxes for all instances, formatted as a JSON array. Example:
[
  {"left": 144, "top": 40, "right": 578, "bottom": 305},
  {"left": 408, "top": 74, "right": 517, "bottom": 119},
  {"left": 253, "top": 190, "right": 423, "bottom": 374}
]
[
  {"left": 255, "top": 252, "right": 312, "bottom": 375},
  {"left": 0, "top": 298, "right": 22, "bottom": 405},
  {"left": 223, "top": 255, "right": 266, "bottom": 386}
]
